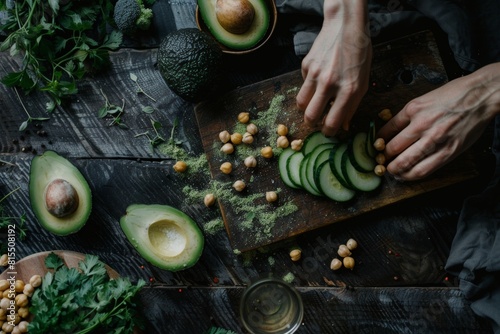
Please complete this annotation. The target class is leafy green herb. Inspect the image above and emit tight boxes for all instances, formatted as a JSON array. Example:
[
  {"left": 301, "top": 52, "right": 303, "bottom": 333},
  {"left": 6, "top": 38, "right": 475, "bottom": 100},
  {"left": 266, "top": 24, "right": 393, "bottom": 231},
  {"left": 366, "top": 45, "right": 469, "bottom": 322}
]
[
  {"left": 130, "top": 73, "right": 156, "bottom": 102},
  {"left": 13, "top": 87, "right": 50, "bottom": 132},
  {"left": 134, "top": 118, "right": 166, "bottom": 152},
  {"left": 206, "top": 327, "right": 238, "bottom": 334},
  {"left": 0, "top": 0, "right": 122, "bottom": 112},
  {"left": 0, "top": 187, "right": 28, "bottom": 241},
  {"left": 28, "top": 252, "right": 146, "bottom": 334},
  {"left": 98, "top": 89, "right": 128, "bottom": 129}
]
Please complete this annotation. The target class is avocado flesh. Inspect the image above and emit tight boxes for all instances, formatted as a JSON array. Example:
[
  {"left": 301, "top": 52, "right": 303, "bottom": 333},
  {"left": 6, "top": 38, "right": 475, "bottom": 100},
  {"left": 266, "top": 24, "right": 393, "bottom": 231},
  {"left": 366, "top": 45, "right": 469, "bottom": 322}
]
[
  {"left": 198, "top": 0, "right": 270, "bottom": 50},
  {"left": 29, "top": 151, "right": 92, "bottom": 236},
  {"left": 120, "top": 204, "right": 204, "bottom": 272}
]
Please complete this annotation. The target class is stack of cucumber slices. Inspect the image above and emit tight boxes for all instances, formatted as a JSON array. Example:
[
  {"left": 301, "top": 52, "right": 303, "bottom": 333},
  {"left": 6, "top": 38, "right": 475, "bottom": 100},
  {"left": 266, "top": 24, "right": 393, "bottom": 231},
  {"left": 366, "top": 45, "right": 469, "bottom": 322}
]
[{"left": 278, "top": 122, "right": 382, "bottom": 202}]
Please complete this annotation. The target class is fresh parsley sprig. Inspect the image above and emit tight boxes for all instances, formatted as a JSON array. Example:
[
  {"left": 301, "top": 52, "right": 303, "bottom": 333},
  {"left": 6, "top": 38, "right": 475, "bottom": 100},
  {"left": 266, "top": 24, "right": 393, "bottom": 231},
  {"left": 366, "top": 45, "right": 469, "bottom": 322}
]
[
  {"left": 28, "top": 252, "right": 146, "bottom": 334},
  {"left": 0, "top": 0, "right": 122, "bottom": 112}
]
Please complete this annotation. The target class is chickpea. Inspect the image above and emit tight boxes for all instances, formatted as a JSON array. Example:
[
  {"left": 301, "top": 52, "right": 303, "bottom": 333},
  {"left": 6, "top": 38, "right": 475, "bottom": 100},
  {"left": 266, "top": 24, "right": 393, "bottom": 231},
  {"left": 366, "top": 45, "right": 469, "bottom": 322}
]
[
  {"left": 244, "top": 156, "right": 257, "bottom": 168},
  {"left": 204, "top": 194, "right": 216, "bottom": 207},
  {"left": 290, "top": 139, "right": 303, "bottom": 151},
  {"left": 14, "top": 281, "right": 24, "bottom": 294},
  {"left": 233, "top": 180, "right": 246, "bottom": 192},
  {"left": 2, "top": 290, "right": 8, "bottom": 299},
  {"left": 343, "top": 256, "right": 355, "bottom": 270},
  {"left": 17, "top": 321, "right": 29, "bottom": 333},
  {"left": 246, "top": 123, "right": 258, "bottom": 135},
  {"left": 220, "top": 142, "right": 234, "bottom": 154},
  {"left": 276, "top": 136, "right": 289, "bottom": 149},
  {"left": 14, "top": 294, "right": 28, "bottom": 308},
  {"left": 378, "top": 108, "right": 393, "bottom": 121},
  {"left": 330, "top": 258, "right": 342, "bottom": 271},
  {"left": 346, "top": 238, "right": 358, "bottom": 250},
  {"left": 375, "top": 153, "right": 386, "bottom": 165},
  {"left": 29, "top": 275, "right": 42, "bottom": 288},
  {"left": 373, "top": 138, "right": 385, "bottom": 151},
  {"left": 230, "top": 132, "right": 243, "bottom": 145},
  {"left": 219, "top": 130, "right": 231, "bottom": 143},
  {"left": 337, "top": 244, "right": 352, "bottom": 258},
  {"left": 265, "top": 191, "right": 278, "bottom": 203},
  {"left": 242, "top": 132, "right": 254, "bottom": 144},
  {"left": 0, "top": 255, "right": 7, "bottom": 267},
  {"left": 21, "top": 284, "right": 33, "bottom": 298},
  {"left": 220, "top": 162, "right": 233, "bottom": 174},
  {"left": 277, "top": 124, "right": 288, "bottom": 136},
  {"left": 374, "top": 164, "right": 386, "bottom": 176},
  {"left": 173, "top": 161, "right": 187, "bottom": 173},
  {"left": 17, "top": 307, "right": 29, "bottom": 320},
  {"left": 2, "top": 321, "right": 14, "bottom": 333},
  {"left": 12, "top": 326, "right": 21, "bottom": 334},
  {"left": 289, "top": 248, "right": 302, "bottom": 262},
  {"left": 238, "top": 112, "right": 250, "bottom": 124},
  {"left": 0, "top": 280, "right": 8, "bottom": 291},
  {"left": 0, "top": 308, "right": 6, "bottom": 321},
  {"left": 260, "top": 146, "right": 273, "bottom": 159}
]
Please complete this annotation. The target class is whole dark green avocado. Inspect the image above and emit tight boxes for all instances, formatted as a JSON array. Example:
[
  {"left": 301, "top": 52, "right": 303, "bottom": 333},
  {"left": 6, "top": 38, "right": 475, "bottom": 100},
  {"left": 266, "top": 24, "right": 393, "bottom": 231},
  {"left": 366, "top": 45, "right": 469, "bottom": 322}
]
[{"left": 157, "top": 28, "right": 224, "bottom": 102}]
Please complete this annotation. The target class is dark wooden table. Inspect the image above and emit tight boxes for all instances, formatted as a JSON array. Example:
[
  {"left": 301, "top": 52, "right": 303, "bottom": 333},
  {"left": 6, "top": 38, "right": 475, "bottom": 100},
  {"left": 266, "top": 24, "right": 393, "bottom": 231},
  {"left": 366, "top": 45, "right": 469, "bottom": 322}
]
[{"left": 0, "top": 1, "right": 496, "bottom": 333}]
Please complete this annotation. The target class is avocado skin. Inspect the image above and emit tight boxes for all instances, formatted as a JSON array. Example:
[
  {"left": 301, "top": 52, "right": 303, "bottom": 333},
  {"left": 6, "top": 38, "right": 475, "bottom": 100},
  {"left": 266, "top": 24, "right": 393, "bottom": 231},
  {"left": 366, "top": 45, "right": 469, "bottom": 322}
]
[
  {"left": 120, "top": 204, "right": 205, "bottom": 272},
  {"left": 157, "top": 28, "right": 224, "bottom": 103},
  {"left": 29, "top": 151, "right": 92, "bottom": 236}
]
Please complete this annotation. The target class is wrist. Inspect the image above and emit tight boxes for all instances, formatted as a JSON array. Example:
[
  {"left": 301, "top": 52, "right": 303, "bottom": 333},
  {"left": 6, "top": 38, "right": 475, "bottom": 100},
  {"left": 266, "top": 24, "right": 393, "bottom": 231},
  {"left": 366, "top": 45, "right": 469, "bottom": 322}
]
[{"left": 475, "top": 63, "right": 500, "bottom": 119}]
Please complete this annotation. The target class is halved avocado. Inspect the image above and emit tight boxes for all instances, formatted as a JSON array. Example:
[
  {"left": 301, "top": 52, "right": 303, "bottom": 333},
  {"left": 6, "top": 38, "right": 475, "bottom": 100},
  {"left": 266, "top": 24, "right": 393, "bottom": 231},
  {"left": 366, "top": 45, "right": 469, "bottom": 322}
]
[
  {"left": 120, "top": 204, "right": 204, "bottom": 272},
  {"left": 29, "top": 151, "right": 92, "bottom": 236},
  {"left": 198, "top": 0, "right": 270, "bottom": 50}
]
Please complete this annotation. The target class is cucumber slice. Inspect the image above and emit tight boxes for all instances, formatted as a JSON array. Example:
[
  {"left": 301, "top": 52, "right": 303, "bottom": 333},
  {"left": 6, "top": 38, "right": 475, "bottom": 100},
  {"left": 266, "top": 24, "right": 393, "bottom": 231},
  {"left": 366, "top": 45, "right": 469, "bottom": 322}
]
[
  {"left": 302, "top": 131, "right": 339, "bottom": 156},
  {"left": 348, "top": 132, "right": 376, "bottom": 173},
  {"left": 341, "top": 151, "right": 382, "bottom": 192},
  {"left": 315, "top": 161, "right": 356, "bottom": 202},
  {"left": 278, "top": 148, "right": 301, "bottom": 189},
  {"left": 300, "top": 153, "right": 323, "bottom": 196},
  {"left": 366, "top": 121, "right": 377, "bottom": 158},
  {"left": 287, "top": 151, "right": 304, "bottom": 189},
  {"left": 329, "top": 143, "right": 352, "bottom": 189}
]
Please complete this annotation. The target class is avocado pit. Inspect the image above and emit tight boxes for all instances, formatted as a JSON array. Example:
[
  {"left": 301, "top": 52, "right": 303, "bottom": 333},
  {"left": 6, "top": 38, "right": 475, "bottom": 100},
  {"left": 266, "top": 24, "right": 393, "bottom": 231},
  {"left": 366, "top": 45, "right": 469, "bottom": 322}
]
[
  {"left": 148, "top": 220, "right": 187, "bottom": 258},
  {"left": 215, "top": 0, "right": 255, "bottom": 34},
  {"left": 44, "top": 178, "right": 79, "bottom": 218}
]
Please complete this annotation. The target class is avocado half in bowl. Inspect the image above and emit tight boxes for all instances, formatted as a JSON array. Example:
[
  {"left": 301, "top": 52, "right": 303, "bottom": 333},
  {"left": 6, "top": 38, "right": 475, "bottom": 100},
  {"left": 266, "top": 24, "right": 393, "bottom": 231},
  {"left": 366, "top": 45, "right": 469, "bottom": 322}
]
[{"left": 196, "top": 0, "right": 277, "bottom": 54}]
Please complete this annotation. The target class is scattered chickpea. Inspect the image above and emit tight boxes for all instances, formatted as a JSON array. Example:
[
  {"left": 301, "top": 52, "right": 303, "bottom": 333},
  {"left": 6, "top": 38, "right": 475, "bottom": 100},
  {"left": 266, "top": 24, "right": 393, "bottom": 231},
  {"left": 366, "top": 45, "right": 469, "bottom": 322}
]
[
  {"left": 220, "top": 162, "right": 233, "bottom": 174},
  {"left": 220, "top": 142, "right": 234, "bottom": 154},
  {"left": 276, "top": 136, "right": 289, "bottom": 149},
  {"left": 204, "top": 194, "right": 216, "bottom": 207},
  {"left": 12, "top": 325, "right": 22, "bottom": 334},
  {"left": 261, "top": 146, "right": 274, "bottom": 159},
  {"left": 233, "top": 180, "right": 246, "bottom": 192},
  {"left": 330, "top": 258, "right": 342, "bottom": 271},
  {"left": 242, "top": 132, "right": 254, "bottom": 144},
  {"left": 2, "top": 322, "right": 14, "bottom": 333},
  {"left": 17, "top": 321, "right": 29, "bottom": 333},
  {"left": 0, "top": 281, "right": 8, "bottom": 291},
  {"left": 290, "top": 139, "right": 303, "bottom": 151},
  {"left": 0, "top": 298, "right": 9, "bottom": 311},
  {"left": 337, "top": 244, "right": 352, "bottom": 258},
  {"left": 289, "top": 248, "right": 302, "bottom": 262},
  {"left": 2, "top": 290, "right": 8, "bottom": 298},
  {"left": 375, "top": 153, "right": 386, "bottom": 165},
  {"left": 238, "top": 112, "right": 250, "bottom": 124},
  {"left": 173, "top": 161, "right": 187, "bottom": 173},
  {"left": 0, "top": 308, "right": 6, "bottom": 321},
  {"left": 29, "top": 275, "right": 42, "bottom": 288},
  {"left": 15, "top": 294, "right": 28, "bottom": 308},
  {"left": 246, "top": 123, "right": 258, "bottom": 135},
  {"left": 374, "top": 164, "right": 386, "bottom": 176},
  {"left": 230, "top": 132, "right": 243, "bottom": 145},
  {"left": 17, "top": 307, "right": 29, "bottom": 319},
  {"left": 343, "top": 256, "right": 355, "bottom": 270},
  {"left": 244, "top": 156, "right": 257, "bottom": 168},
  {"left": 346, "top": 238, "right": 358, "bottom": 250},
  {"left": 277, "top": 124, "right": 288, "bottom": 136},
  {"left": 378, "top": 108, "right": 393, "bottom": 121},
  {"left": 219, "top": 130, "right": 231, "bottom": 143},
  {"left": 0, "top": 254, "right": 7, "bottom": 267},
  {"left": 373, "top": 138, "right": 386, "bottom": 151},
  {"left": 265, "top": 191, "right": 278, "bottom": 203}
]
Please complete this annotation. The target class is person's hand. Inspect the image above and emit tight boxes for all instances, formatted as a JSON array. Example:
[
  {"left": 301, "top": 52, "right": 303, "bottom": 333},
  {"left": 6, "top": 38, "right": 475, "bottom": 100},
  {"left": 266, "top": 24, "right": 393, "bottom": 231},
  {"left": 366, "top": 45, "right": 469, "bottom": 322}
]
[
  {"left": 296, "top": 0, "right": 372, "bottom": 136},
  {"left": 378, "top": 63, "right": 500, "bottom": 181}
]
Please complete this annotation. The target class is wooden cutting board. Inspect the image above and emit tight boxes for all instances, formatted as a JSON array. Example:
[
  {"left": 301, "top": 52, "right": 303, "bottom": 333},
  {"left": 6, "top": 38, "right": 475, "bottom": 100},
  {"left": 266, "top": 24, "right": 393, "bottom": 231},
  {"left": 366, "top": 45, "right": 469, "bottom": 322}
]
[{"left": 195, "top": 31, "right": 477, "bottom": 252}]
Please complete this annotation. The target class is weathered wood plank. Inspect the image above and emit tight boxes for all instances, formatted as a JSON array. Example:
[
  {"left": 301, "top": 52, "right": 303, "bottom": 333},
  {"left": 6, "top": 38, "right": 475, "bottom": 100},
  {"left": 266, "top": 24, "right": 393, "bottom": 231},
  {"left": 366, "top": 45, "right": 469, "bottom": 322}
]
[{"left": 138, "top": 286, "right": 493, "bottom": 333}]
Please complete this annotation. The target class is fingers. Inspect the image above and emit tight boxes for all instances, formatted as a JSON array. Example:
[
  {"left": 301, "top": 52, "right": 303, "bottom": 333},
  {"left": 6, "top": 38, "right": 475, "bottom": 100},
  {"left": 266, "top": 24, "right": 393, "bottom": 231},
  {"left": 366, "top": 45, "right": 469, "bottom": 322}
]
[
  {"left": 321, "top": 92, "right": 357, "bottom": 136},
  {"left": 297, "top": 79, "right": 335, "bottom": 128}
]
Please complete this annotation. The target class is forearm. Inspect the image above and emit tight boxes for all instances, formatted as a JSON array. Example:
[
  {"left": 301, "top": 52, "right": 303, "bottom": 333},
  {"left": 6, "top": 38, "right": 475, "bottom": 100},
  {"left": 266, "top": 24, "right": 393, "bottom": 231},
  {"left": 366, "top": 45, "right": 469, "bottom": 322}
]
[
  {"left": 323, "top": 0, "right": 369, "bottom": 29},
  {"left": 471, "top": 62, "right": 500, "bottom": 120}
]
